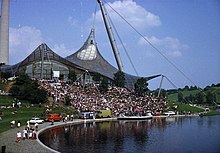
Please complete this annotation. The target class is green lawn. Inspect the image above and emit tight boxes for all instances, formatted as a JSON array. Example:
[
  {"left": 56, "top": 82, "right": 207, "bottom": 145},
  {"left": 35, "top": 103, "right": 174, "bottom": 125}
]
[
  {"left": 167, "top": 87, "right": 220, "bottom": 104},
  {"left": 0, "top": 95, "right": 14, "bottom": 106},
  {"left": 0, "top": 103, "right": 67, "bottom": 133},
  {"left": 167, "top": 100, "right": 204, "bottom": 113},
  {"left": 167, "top": 89, "right": 200, "bottom": 101},
  {"left": 0, "top": 103, "right": 46, "bottom": 133},
  {"left": 202, "top": 110, "right": 220, "bottom": 116},
  {"left": 0, "top": 94, "right": 65, "bottom": 133},
  {"left": 176, "top": 103, "right": 203, "bottom": 113}
]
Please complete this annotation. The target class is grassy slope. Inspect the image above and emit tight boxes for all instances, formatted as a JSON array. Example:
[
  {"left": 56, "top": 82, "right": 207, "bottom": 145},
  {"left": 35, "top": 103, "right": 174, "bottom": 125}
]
[
  {"left": 0, "top": 92, "right": 45, "bottom": 133},
  {"left": 167, "top": 87, "right": 220, "bottom": 104},
  {"left": 0, "top": 96, "right": 64, "bottom": 133},
  {"left": 0, "top": 81, "right": 65, "bottom": 133},
  {"left": 167, "top": 100, "right": 204, "bottom": 113},
  {"left": 166, "top": 86, "right": 220, "bottom": 115},
  {"left": 0, "top": 105, "right": 45, "bottom": 133},
  {"left": 167, "top": 89, "right": 200, "bottom": 102},
  {"left": 213, "top": 87, "right": 220, "bottom": 103}
]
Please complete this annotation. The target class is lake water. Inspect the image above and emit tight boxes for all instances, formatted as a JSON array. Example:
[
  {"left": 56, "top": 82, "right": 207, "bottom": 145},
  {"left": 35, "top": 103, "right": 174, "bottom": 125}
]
[{"left": 39, "top": 116, "right": 220, "bottom": 153}]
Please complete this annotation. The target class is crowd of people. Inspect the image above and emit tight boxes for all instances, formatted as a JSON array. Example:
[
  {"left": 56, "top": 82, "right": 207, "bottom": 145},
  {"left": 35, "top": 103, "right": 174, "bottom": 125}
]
[
  {"left": 38, "top": 79, "right": 167, "bottom": 117},
  {"left": 15, "top": 121, "right": 38, "bottom": 143}
]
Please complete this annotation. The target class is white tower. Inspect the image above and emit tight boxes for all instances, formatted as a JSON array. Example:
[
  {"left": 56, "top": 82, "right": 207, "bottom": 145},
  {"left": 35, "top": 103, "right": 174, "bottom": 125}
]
[{"left": 0, "top": 0, "right": 10, "bottom": 65}]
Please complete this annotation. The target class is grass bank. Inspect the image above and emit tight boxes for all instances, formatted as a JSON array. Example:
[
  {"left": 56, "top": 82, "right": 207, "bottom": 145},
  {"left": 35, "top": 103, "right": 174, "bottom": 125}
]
[
  {"left": 200, "top": 110, "right": 220, "bottom": 116},
  {"left": 167, "top": 100, "right": 204, "bottom": 113},
  {"left": 0, "top": 95, "right": 65, "bottom": 133},
  {"left": 0, "top": 95, "right": 44, "bottom": 133}
]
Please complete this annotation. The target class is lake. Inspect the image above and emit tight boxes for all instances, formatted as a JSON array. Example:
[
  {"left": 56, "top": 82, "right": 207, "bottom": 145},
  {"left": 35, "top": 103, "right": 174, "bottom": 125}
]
[{"left": 39, "top": 116, "right": 220, "bottom": 153}]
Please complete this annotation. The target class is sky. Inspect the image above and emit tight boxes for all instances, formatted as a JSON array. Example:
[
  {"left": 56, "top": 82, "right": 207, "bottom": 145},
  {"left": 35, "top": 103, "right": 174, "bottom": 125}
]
[{"left": 2, "top": 0, "right": 220, "bottom": 89}]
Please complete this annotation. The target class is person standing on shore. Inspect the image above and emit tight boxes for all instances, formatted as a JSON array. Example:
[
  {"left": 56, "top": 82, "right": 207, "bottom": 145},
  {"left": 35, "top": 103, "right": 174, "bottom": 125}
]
[
  {"left": 22, "top": 129, "right": 27, "bottom": 140},
  {"left": 16, "top": 131, "right": 21, "bottom": 142},
  {"left": 26, "top": 121, "right": 30, "bottom": 130},
  {"left": 17, "top": 120, "right": 21, "bottom": 128},
  {"left": 51, "top": 119, "right": 54, "bottom": 125},
  {"left": 34, "top": 122, "right": 38, "bottom": 131},
  {"left": 10, "top": 120, "right": 15, "bottom": 128}
]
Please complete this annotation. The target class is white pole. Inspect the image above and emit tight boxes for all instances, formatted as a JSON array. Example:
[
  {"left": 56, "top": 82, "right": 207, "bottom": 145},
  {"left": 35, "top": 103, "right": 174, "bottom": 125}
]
[{"left": 0, "top": 0, "right": 10, "bottom": 65}]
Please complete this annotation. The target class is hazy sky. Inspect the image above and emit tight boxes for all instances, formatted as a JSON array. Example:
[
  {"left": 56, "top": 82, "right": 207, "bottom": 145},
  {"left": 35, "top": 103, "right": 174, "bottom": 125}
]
[{"left": 4, "top": 0, "right": 220, "bottom": 89}]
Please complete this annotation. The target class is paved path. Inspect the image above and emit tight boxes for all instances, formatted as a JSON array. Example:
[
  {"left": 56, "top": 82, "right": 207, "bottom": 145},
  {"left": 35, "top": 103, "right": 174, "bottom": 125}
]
[
  {"left": 0, "top": 122, "right": 55, "bottom": 153},
  {"left": 0, "top": 118, "right": 115, "bottom": 153}
]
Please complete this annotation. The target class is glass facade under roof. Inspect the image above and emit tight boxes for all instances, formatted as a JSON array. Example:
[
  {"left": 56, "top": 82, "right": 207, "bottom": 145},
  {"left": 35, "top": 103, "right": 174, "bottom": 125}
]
[
  {"left": 77, "top": 44, "right": 97, "bottom": 60},
  {"left": 25, "top": 60, "right": 69, "bottom": 80}
]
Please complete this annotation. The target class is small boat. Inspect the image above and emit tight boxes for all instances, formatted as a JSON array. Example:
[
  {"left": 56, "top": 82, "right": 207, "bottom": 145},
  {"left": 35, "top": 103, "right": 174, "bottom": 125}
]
[
  {"left": 117, "top": 115, "right": 152, "bottom": 120},
  {"left": 163, "top": 111, "right": 176, "bottom": 116}
]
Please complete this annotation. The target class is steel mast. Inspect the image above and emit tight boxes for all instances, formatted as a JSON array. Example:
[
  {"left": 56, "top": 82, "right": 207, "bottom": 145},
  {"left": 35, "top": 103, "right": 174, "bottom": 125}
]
[
  {"left": 97, "top": 0, "right": 124, "bottom": 72},
  {"left": 0, "top": 0, "right": 10, "bottom": 65}
]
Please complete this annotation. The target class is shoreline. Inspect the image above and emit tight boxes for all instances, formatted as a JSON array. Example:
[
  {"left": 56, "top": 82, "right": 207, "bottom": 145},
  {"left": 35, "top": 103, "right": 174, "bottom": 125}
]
[
  {"left": 0, "top": 115, "right": 199, "bottom": 153},
  {"left": 36, "top": 118, "right": 116, "bottom": 153},
  {"left": 0, "top": 118, "right": 116, "bottom": 153}
]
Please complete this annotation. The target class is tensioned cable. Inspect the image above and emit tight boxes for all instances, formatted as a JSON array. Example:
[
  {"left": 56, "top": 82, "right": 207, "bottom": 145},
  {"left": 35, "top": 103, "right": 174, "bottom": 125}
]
[
  {"left": 163, "top": 75, "right": 192, "bottom": 103},
  {"left": 103, "top": 0, "right": 199, "bottom": 89},
  {"left": 163, "top": 75, "right": 178, "bottom": 89}
]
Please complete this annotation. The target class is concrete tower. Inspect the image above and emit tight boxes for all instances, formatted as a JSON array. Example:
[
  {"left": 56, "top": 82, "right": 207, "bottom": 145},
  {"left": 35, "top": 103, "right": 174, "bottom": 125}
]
[{"left": 0, "top": 0, "right": 10, "bottom": 65}]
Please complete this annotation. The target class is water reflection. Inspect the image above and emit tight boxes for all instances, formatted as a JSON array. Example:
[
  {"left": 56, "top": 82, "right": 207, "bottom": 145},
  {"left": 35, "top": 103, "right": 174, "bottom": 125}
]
[{"left": 39, "top": 116, "right": 220, "bottom": 153}]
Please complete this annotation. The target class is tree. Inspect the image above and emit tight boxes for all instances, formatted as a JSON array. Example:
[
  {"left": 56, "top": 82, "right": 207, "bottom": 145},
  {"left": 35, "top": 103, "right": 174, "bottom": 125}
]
[
  {"left": 195, "top": 92, "right": 205, "bottom": 104},
  {"left": 134, "top": 77, "right": 148, "bottom": 96},
  {"left": 190, "top": 86, "right": 197, "bottom": 90},
  {"left": 159, "top": 89, "right": 167, "bottom": 98},
  {"left": 184, "top": 85, "right": 189, "bottom": 90},
  {"left": 0, "top": 71, "right": 11, "bottom": 79},
  {"left": 153, "top": 88, "right": 167, "bottom": 98},
  {"left": 92, "top": 72, "right": 101, "bottom": 84},
  {"left": 15, "top": 74, "right": 31, "bottom": 85},
  {"left": 206, "top": 91, "right": 216, "bottom": 105},
  {"left": 10, "top": 85, "right": 20, "bottom": 96},
  {"left": 68, "top": 70, "right": 77, "bottom": 83},
  {"left": 188, "top": 94, "right": 194, "bottom": 103},
  {"left": 28, "top": 87, "right": 47, "bottom": 104},
  {"left": 99, "top": 77, "right": 109, "bottom": 93},
  {"left": 178, "top": 91, "right": 184, "bottom": 103},
  {"left": 59, "top": 74, "right": 64, "bottom": 80},
  {"left": 113, "top": 71, "right": 125, "bottom": 87},
  {"left": 10, "top": 75, "right": 48, "bottom": 104},
  {"left": 215, "top": 83, "right": 220, "bottom": 87}
]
